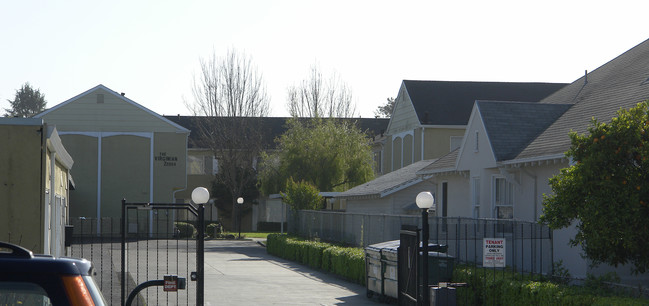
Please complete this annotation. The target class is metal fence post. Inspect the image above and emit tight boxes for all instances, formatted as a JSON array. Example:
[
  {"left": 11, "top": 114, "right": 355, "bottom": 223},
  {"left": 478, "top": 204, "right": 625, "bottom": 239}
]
[
  {"left": 121, "top": 199, "right": 126, "bottom": 306},
  {"left": 197, "top": 203, "right": 205, "bottom": 306}
]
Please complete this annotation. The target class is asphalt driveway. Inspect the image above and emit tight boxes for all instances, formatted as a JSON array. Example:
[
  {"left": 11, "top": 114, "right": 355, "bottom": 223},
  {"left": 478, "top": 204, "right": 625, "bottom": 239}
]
[{"left": 203, "top": 239, "right": 379, "bottom": 305}]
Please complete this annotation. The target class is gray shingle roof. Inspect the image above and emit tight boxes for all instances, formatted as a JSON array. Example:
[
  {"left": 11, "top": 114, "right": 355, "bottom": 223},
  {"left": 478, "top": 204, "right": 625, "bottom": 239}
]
[
  {"left": 403, "top": 80, "right": 567, "bottom": 126},
  {"left": 337, "top": 160, "right": 434, "bottom": 198},
  {"left": 416, "top": 149, "right": 459, "bottom": 175},
  {"left": 164, "top": 116, "right": 389, "bottom": 149},
  {"left": 478, "top": 101, "right": 572, "bottom": 161},
  {"left": 516, "top": 38, "right": 649, "bottom": 160}
]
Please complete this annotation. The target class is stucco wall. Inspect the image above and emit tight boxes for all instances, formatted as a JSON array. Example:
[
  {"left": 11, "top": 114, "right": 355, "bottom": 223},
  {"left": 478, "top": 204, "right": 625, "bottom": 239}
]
[{"left": 0, "top": 124, "right": 45, "bottom": 252}]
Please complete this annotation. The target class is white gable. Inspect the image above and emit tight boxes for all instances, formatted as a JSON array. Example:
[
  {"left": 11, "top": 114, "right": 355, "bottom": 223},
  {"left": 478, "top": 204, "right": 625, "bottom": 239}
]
[
  {"left": 35, "top": 85, "right": 189, "bottom": 133},
  {"left": 456, "top": 103, "right": 496, "bottom": 171},
  {"left": 386, "top": 82, "right": 420, "bottom": 134}
]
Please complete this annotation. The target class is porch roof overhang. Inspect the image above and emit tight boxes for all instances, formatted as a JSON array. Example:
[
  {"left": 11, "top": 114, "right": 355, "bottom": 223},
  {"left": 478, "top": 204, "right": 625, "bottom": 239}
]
[{"left": 499, "top": 153, "right": 568, "bottom": 169}]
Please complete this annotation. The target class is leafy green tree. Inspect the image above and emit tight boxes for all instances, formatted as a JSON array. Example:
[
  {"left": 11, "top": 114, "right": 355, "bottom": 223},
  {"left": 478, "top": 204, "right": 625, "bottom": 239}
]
[
  {"left": 281, "top": 178, "right": 323, "bottom": 210},
  {"left": 5, "top": 83, "right": 46, "bottom": 117},
  {"left": 541, "top": 102, "right": 649, "bottom": 273},
  {"left": 374, "top": 97, "right": 395, "bottom": 118},
  {"left": 259, "top": 117, "right": 374, "bottom": 195}
]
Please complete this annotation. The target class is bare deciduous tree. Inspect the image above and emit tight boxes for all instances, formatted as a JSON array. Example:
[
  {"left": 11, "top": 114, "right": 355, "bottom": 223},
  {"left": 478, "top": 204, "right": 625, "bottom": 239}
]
[
  {"left": 185, "top": 49, "right": 270, "bottom": 231},
  {"left": 286, "top": 65, "right": 356, "bottom": 118}
]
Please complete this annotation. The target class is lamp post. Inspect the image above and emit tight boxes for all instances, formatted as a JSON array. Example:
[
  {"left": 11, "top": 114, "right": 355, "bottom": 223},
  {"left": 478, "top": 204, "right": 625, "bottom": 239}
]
[
  {"left": 237, "top": 197, "right": 244, "bottom": 239},
  {"left": 416, "top": 191, "right": 435, "bottom": 306},
  {"left": 191, "top": 187, "right": 209, "bottom": 306}
]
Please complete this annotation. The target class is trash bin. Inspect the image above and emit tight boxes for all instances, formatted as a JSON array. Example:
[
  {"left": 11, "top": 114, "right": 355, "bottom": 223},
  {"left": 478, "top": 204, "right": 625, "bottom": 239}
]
[
  {"left": 64, "top": 225, "right": 74, "bottom": 247},
  {"left": 365, "top": 243, "right": 384, "bottom": 297},
  {"left": 381, "top": 242, "right": 399, "bottom": 299},
  {"left": 365, "top": 240, "right": 449, "bottom": 300},
  {"left": 365, "top": 240, "right": 401, "bottom": 298},
  {"left": 427, "top": 251, "right": 455, "bottom": 285}
]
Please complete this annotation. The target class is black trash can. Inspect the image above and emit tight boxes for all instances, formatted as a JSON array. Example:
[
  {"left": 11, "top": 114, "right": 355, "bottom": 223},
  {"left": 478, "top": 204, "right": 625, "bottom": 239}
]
[
  {"left": 427, "top": 251, "right": 455, "bottom": 285},
  {"left": 64, "top": 225, "right": 74, "bottom": 247}
]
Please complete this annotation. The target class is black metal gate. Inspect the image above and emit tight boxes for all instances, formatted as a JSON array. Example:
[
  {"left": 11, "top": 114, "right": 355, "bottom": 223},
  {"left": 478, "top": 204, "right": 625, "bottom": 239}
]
[
  {"left": 120, "top": 199, "right": 205, "bottom": 305},
  {"left": 398, "top": 225, "right": 419, "bottom": 306}
]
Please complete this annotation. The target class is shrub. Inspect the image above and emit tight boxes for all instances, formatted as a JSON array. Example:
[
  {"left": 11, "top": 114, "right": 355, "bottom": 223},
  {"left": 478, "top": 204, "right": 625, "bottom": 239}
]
[
  {"left": 206, "top": 223, "right": 223, "bottom": 238},
  {"left": 266, "top": 234, "right": 365, "bottom": 285},
  {"left": 453, "top": 265, "right": 648, "bottom": 305},
  {"left": 281, "top": 178, "right": 322, "bottom": 210},
  {"left": 174, "top": 222, "right": 196, "bottom": 238}
]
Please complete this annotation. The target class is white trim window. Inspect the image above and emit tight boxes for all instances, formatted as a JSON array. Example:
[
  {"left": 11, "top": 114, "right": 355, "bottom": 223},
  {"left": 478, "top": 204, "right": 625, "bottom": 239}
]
[
  {"left": 450, "top": 136, "right": 463, "bottom": 151},
  {"left": 493, "top": 177, "right": 514, "bottom": 219},
  {"left": 472, "top": 177, "right": 480, "bottom": 218}
]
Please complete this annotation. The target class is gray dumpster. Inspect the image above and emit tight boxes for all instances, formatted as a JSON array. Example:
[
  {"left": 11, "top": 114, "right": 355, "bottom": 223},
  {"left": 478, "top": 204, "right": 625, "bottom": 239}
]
[
  {"left": 365, "top": 240, "right": 400, "bottom": 299},
  {"left": 365, "top": 240, "right": 450, "bottom": 301}
]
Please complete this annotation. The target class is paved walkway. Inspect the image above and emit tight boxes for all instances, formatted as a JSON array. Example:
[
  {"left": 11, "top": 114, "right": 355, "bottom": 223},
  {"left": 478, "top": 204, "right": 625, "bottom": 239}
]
[{"left": 203, "top": 239, "right": 379, "bottom": 305}]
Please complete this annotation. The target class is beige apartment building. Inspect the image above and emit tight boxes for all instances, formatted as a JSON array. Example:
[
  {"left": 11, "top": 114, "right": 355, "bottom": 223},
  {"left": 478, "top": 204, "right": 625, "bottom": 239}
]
[{"left": 35, "top": 85, "right": 189, "bottom": 235}]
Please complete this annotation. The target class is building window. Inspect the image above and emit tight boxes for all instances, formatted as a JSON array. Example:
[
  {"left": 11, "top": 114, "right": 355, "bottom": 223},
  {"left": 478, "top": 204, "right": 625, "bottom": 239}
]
[
  {"left": 212, "top": 158, "right": 219, "bottom": 175},
  {"left": 188, "top": 155, "right": 217, "bottom": 175},
  {"left": 450, "top": 136, "right": 463, "bottom": 151},
  {"left": 373, "top": 151, "right": 382, "bottom": 174},
  {"left": 472, "top": 177, "right": 480, "bottom": 218},
  {"left": 493, "top": 177, "right": 513, "bottom": 219},
  {"left": 441, "top": 182, "right": 448, "bottom": 217}
]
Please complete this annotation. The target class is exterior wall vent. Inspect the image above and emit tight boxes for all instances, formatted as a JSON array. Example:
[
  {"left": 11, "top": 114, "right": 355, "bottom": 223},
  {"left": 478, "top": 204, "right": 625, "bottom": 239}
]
[{"left": 97, "top": 94, "right": 104, "bottom": 104}]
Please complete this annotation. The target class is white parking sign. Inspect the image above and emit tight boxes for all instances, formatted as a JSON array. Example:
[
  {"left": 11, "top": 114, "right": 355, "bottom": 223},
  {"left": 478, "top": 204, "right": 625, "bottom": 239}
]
[{"left": 483, "top": 238, "right": 505, "bottom": 268}]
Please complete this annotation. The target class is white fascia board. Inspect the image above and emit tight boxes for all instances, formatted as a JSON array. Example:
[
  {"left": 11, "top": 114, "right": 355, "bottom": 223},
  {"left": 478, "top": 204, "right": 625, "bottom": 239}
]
[
  {"left": 336, "top": 193, "right": 381, "bottom": 201},
  {"left": 379, "top": 177, "right": 424, "bottom": 198},
  {"left": 416, "top": 167, "right": 456, "bottom": 176},
  {"left": 46, "top": 127, "right": 74, "bottom": 169},
  {"left": 500, "top": 153, "right": 567, "bottom": 167},
  {"left": 58, "top": 131, "right": 153, "bottom": 138},
  {"left": 455, "top": 103, "right": 479, "bottom": 169},
  {"left": 419, "top": 124, "right": 467, "bottom": 129}
]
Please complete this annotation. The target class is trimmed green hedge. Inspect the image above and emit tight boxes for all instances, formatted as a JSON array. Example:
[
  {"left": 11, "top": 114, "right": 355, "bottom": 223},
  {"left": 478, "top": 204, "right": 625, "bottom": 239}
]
[
  {"left": 266, "top": 234, "right": 365, "bottom": 285},
  {"left": 173, "top": 221, "right": 196, "bottom": 238},
  {"left": 453, "top": 265, "right": 647, "bottom": 305}
]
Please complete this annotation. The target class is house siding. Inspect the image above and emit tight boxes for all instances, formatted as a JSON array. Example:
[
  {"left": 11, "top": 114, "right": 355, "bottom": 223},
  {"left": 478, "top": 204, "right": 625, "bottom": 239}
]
[
  {"left": 387, "top": 85, "right": 419, "bottom": 135},
  {"left": 422, "top": 127, "right": 466, "bottom": 160},
  {"left": 38, "top": 86, "right": 189, "bottom": 231}
]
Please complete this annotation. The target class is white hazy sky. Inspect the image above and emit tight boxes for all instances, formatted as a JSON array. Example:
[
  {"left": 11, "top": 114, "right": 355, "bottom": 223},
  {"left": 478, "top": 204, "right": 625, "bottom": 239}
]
[{"left": 1, "top": 0, "right": 648, "bottom": 118}]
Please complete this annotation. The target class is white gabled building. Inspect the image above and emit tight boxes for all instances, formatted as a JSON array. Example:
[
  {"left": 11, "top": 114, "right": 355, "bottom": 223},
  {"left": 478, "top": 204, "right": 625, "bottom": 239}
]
[{"left": 418, "top": 38, "right": 649, "bottom": 284}]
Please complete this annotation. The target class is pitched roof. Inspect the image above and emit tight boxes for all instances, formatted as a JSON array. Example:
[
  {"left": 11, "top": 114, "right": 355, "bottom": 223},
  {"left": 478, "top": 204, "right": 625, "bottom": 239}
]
[
  {"left": 337, "top": 159, "right": 433, "bottom": 199},
  {"left": 515, "top": 38, "right": 649, "bottom": 160},
  {"left": 35, "top": 84, "right": 189, "bottom": 133},
  {"left": 477, "top": 101, "right": 572, "bottom": 161},
  {"left": 164, "top": 116, "right": 389, "bottom": 149},
  {"left": 416, "top": 149, "right": 459, "bottom": 175},
  {"left": 403, "top": 80, "right": 567, "bottom": 126}
]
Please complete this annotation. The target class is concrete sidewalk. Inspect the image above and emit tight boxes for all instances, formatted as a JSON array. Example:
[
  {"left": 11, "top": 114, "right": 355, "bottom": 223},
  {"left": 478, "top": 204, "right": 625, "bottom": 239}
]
[{"left": 203, "top": 239, "right": 379, "bottom": 305}]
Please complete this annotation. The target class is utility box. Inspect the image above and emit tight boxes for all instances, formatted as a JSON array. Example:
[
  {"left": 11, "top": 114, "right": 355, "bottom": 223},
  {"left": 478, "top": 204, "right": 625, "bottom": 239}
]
[
  {"left": 427, "top": 252, "right": 455, "bottom": 285},
  {"left": 430, "top": 286, "right": 456, "bottom": 306}
]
